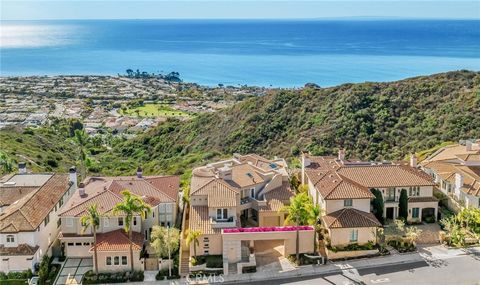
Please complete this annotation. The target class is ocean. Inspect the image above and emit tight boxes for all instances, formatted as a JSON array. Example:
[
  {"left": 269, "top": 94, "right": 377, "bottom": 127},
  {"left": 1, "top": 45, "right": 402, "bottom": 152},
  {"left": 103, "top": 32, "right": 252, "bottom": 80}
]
[{"left": 1, "top": 19, "right": 479, "bottom": 87}]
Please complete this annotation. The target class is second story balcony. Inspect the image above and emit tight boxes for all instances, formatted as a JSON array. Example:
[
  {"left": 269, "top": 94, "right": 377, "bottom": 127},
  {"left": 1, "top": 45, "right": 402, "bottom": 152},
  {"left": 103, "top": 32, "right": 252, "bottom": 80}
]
[
  {"left": 239, "top": 197, "right": 267, "bottom": 211},
  {"left": 210, "top": 216, "right": 237, "bottom": 228}
]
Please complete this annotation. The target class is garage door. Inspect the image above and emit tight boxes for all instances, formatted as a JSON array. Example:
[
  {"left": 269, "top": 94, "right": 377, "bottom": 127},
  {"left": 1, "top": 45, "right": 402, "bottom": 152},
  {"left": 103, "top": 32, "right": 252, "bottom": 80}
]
[{"left": 262, "top": 216, "right": 280, "bottom": 227}]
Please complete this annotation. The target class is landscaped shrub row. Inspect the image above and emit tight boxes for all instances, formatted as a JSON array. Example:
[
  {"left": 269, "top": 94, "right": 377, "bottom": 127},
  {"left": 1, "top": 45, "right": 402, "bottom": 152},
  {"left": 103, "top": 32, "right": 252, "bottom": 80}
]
[
  {"left": 328, "top": 241, "right": 375, "bottom": 253},
  {"left": 191, "top": 255, "right": 223, "bottom": 268},
  {"left": 387, "top": 239, "right": 416, "bottom": 253},
  {"left": 156, "top": 268, "right": 180, "bottom": 280},
  {"left": 83, "top": 270, "right": 144, "bottom": 284},
  {"left": 0, "top": 270, "right": 33, "bottom": 280},
  {"left": 288, "top": 253, "right": 324, "bottom": 265}
]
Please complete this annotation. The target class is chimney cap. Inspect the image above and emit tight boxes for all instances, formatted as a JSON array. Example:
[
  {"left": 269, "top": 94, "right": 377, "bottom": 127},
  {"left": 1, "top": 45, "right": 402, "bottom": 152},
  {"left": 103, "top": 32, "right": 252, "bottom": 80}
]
[
  {"left": 69, "top": 166, "right": 76, "bottom": 173},
  {"left": 18, "top": 162, "right": 26, "bottom": 167},
  {"left": 137, "top": 166, "right": 143, "bottom": 172},
  {"left": 79, "top": 182, "right": 85, "bottom": 188}
]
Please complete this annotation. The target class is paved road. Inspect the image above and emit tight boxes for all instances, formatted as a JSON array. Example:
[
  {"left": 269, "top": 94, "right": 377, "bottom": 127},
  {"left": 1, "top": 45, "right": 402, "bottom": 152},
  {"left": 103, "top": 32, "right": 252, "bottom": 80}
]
[{"left": 238, "top": 251, "right": 480, "bottom": 285}]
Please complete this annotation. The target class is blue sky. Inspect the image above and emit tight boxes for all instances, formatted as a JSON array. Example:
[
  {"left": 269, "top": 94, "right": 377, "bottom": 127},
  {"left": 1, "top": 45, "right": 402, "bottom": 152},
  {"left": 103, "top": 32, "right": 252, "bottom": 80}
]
[{"left": 1, "top": 0, "right": 479, "bottom": 20}]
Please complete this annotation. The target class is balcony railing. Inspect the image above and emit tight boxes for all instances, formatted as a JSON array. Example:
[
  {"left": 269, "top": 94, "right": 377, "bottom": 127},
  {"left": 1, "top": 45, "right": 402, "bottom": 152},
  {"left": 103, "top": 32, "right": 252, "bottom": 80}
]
[{"left": 211, "top": 216, "right": 237, "bottom": 228}]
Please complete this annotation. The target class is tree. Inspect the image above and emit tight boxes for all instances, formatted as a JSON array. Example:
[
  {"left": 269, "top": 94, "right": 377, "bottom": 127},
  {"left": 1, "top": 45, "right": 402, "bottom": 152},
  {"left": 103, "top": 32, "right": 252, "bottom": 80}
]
[
  {"left": 280, "top": 192, "right": 311, "bottom": 263},
  {"left": 186, "top": 230, "right": 201, "bottom": 260},
  {"left": 74, "top": 129, "right": 88, "bottom": 180},
  {"left": 0, "top": 151, "right": 13, "bottom": 174},
  {"left": 370, "top": 188, "right": 384, "bottom": 224},
  {"left": 37, "top": 255, "right": 51, "bottom": 285},
  {"left": 80, "top": 204, "right": 101, "bottom": 277},
  {"left": 399, "top": 189, "right": 408, "bottom": 220},
  {"left": 290, "top": 175, "right": 300, "bottom": 192},
  {"left": 150, "top": 226, "right": 180, "bottom": 276},
  {"left": 113, "top": 190, "right": 152, "bottom": 273},
  {"left": 307, "top": 200, "right": 323, "bottom": 254}
]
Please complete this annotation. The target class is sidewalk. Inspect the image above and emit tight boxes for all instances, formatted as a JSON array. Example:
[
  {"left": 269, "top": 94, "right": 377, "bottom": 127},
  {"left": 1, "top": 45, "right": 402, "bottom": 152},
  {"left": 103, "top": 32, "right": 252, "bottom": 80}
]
[{"left": 219, "top": 251, "right": 424, "bottom": 284}]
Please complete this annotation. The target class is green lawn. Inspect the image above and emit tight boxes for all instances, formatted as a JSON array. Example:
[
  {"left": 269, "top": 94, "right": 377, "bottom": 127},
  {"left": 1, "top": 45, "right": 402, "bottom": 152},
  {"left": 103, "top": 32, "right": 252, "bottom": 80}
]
[
  {"left": 121, "top": 104, "right": 190, "bottom": 118},
  {"left": 0, "top": 280, "right": 28, "bottom": 285}
]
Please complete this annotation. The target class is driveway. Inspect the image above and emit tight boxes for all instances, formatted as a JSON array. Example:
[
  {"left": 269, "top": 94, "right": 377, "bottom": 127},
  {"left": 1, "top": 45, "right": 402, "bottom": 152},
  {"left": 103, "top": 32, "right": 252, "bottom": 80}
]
[
  {"left": 415, "top": 223, "right": 441, "bottom": 244},
  {"left": 254, "top": 240, "right": 295, "bottom": 273},
  {"left": 55, "top": 258, "right": 92, "bottom": 285}
]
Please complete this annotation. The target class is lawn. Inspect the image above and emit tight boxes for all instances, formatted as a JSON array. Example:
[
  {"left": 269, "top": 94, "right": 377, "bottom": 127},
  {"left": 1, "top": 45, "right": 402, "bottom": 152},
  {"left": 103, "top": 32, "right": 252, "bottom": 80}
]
[
  {"left": 121, "top": 104, "right": 190, "bottom": 118},
  {"left": 0, "top": 280, "right": 28, "bottom": 285}
]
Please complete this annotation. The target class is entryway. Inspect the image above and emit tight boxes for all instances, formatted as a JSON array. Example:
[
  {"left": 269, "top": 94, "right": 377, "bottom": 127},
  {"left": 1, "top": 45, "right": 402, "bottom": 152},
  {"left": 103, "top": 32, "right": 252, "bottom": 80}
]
[{"left": 386, "top": 207, "right": 395, "bottom": 220}]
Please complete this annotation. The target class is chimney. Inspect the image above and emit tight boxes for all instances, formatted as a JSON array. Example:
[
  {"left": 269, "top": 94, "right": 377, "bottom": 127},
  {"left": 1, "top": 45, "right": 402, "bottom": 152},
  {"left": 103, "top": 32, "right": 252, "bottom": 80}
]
[
  {"left": 466, "top": 140, "right": 473, "bottom": 151},
  {"left": 410, "top": 154, "right": 417, "bottom": 168},
  {"left": 338, "top": 149, "right": 346, "bottom": 161},
  {"left": 69, "top": 166, "right": 77, "bottom": 187},
  {"left": 136, "top": 166, "right": 143, "bottom": 178},
  {"left": 78, "top": 182, "right": 86, "bottom": 197},
  {"left": 301, "top": 153, "right": 311, "bottom": 185},
  {"left": 454, "top": 173, "right": 464, "bottom": 198},
  {"left": 218, "top": 164, "right": 232, "bottom": 180},
  {"left": 18, "top": 162, "right": 27, "bottom": 174}
]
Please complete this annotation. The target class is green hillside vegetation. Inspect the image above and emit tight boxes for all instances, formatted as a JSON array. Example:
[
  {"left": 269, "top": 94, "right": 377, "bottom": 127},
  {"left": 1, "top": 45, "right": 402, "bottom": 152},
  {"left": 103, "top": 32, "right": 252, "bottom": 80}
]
[{"left": 1, "top": 71, "right": 479, "bottom": 179}]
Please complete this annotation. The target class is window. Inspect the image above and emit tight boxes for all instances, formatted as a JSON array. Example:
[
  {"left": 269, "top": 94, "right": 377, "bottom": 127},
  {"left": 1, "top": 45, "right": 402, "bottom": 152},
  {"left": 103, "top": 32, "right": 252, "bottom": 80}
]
[
  {"left": 122, "top": 256, "right": 127, "bottom": 265},
  {"left": 83, "top": 242, "right": 90, "bottom": 246},
  {"left": 114, "top": 256, "right": 120, "bottom": 265},
  {"left": 250, "top": 188, "right": 255, "bottom": 198},
  {"left": 106, "top": 257, "right": 112, "bottom": 265},
  {"left": 412, "top": 208, "right": 420, "bottom": 219},
  {"left": 104, "top": 218, "right": 110, "bottom": 227},
  {"left": 409, "top": 187, "right": 420, "bottom": 196},
  {"left": 133, "top": 217, "right": 137, "bottom": 226},
  {"left": 216, "top": 208, "right": 228, "bottom": 220},
  {"left": 66, "top": 218, "right": 73, "bottom": 227},
  {"left": 57, "top": 219, "right": 62, "bottom": 228},
  {"left": 118, "top": 217, "right": 124, "bottom": 226},
  {"left": 6, "top": 235, "right": 14, "bottom": 243},
  {"left": 67, "top": 243, "right": 74, "bottom": 246},
  {"left": 161, "top": 222, "right": 165, "bottom": 227},
  {"left": 152, "top": 211, "right": 155, "bottom": 218},
  {"left": 44, "top": 213, "right": 50, "bottom": 226},
  {"left": 344, "top": 199, "right": 353, "bottom": 207},
  {"left": 349, "top": 229, "right": 358, "bottom": 242},
  {"left": 59, "top": 197, "right": 64, "bottom": 207}
]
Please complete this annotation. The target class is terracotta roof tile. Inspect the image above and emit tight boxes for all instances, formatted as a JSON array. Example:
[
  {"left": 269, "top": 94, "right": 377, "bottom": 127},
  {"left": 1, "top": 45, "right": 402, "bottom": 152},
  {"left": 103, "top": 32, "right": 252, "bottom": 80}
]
[
  {"left": 0, "top": 244, "right": 39, "bottom": 256},
  {"left": 191, "top": 180, "right": 239, "bottom": 208},
  {"left": 259, "top": 182, "right": 294, "bottom": 212},
  {"left": 0, "top": 187, "right": 37, "bottom": 207},
  {"left": 92, "top": 229, "right": 143, "bottom": 252},
  {"left": 408, "top": 196, "right": 439, "bottom": 203},
  {"left": 322, "top": 208, "right": 381, "bottom": 228},
  {"left": 189, "top": 206, "right": 220, "bottom": 235},
  {"left": 0, "top": 174, "right": 71, "bottom": 233}
]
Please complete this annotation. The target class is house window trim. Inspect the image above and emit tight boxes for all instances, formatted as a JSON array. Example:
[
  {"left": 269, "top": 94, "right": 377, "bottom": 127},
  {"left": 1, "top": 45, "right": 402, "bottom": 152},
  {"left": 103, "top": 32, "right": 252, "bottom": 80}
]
[
  {"left": 118, "top": 217, "right": 124, "bottom": 227},
  {"left": 344, "top": 199, "right": 353, "bottom": 207},
  {"left": 216, "top": 208, "right": 228, "bottom": 220},
  {"left": 6, "top": 235, "right": 15, "bottom": 243},
  {"left": 349, "top": 229, "right": 358, "bottom": 242}
]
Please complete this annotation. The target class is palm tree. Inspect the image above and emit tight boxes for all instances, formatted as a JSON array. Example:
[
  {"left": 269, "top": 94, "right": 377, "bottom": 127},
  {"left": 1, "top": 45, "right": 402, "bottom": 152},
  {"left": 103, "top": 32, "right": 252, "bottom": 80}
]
[
  {"left": 113, "top": 190, "right": 151, "bottom": 273},
  {"left": 186, "top": 230, "right": 201, "bottom": 260},
  {"left": 307, "top": 202, "right": 323, "bottom": 255},
  {"left": 279, "top": 192, "right": 311, "bottom": 263},
  {"left": 80, "top": 204, "right": 101, "bottom": 277}
]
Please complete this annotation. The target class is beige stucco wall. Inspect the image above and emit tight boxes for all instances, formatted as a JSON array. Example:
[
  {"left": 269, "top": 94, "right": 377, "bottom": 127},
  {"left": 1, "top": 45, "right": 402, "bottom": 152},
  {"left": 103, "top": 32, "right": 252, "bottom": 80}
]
[
  {"left": 258, "top": 211, "right": 285, "bottom": 227},
  {"left": 95, "top": 251, "right": 143, "bottom": 272},
  {"left": 61, "top": 216, "right": 142, "bottom": 235},
  {"left": 408, "top": 201, "right": 438, "bottom": 221},
  {"left": 0, "top": 255, "right": 36, "bottom": 273},
  {"left": 325, "top": 199, "right": 370, "bottom": 214},
  {"left": 189, "top": 234, "right": 223, "bottom": 256},
  {"left": 328, "top": 227, "right": 377, "bottom": 247}
]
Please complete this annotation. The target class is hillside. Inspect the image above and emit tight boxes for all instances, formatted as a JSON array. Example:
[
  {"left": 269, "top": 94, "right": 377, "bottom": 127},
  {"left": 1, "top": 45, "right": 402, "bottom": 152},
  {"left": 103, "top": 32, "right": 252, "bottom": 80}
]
[
  {"left": 1, "top": 70, "right": 479, "bottom": 177},
  {"left": 101, "top": 70, "right": 480, "bottom": 174}
]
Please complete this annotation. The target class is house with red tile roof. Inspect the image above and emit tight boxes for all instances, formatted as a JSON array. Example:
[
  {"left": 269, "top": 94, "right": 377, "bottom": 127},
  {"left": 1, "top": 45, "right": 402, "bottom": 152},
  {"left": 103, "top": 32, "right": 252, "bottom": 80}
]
[
  {"left": 0, "top": 165, "right": 77, "bottom": 273},
  {"left": 302, "top": 150, "right": 437, "bottom": 247},
  {"left": 185, "top": 154, "right": 314, "bottom": 275},
  {"left": 58, "top": 170, "right": 179, "bottom": 272},
  {"left": 420, "top": 140, "right": 480, "bottom": 211}
]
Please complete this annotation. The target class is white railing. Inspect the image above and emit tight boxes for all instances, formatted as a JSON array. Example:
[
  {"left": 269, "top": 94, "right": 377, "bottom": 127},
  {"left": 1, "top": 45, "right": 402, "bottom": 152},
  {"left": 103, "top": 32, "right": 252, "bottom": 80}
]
[{"left": 210, "top": 217, "right": 237, "bottom": 228}]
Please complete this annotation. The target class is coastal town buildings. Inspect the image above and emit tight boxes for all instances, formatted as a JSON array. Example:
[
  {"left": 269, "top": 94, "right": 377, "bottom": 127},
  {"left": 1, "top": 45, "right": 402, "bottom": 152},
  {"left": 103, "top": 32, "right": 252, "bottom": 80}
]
[
  {"left": 58, "top": 171, "right": 180, "bottom": 272},
  {"left": 302, "top": 150, "right": 437, "bottom": 247},
  {"left": 0, "top": 165, "right": 76, "bottom": 273},
  {"left": 185, "top": 154, "right": 314, "bottom": 275},
  {"left": 420, "top": 140, "right": 480, "bottom": 211}
]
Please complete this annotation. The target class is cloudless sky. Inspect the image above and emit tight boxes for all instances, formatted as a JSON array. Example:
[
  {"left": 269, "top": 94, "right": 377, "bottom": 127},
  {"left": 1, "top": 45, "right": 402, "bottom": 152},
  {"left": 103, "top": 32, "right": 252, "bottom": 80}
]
[{"left": 1, "top": 0, "right": 479, "bottom": 20}]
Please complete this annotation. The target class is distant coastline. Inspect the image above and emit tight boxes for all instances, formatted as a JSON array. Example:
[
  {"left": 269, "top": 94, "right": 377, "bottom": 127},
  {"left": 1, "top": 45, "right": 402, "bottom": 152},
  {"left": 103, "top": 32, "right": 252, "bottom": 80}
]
[{"left": 1, "top": 19, "right": 479, "bottom": 87}]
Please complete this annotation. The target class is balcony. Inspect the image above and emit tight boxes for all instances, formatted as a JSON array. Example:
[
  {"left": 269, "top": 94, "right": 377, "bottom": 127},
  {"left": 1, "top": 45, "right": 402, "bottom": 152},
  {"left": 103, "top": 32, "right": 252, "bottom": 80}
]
[
  {"left": 239, "top": 197, "right": 267, "bottom": 211},
  {"left": 211, "top": 216, "right": 237, "bottom": 228}
]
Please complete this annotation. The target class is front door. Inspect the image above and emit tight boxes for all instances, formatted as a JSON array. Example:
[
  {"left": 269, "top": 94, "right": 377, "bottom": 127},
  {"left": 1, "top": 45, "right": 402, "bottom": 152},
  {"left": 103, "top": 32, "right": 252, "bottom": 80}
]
[{"left": 386, "top": 207, "right": 394, "bottom": 220}]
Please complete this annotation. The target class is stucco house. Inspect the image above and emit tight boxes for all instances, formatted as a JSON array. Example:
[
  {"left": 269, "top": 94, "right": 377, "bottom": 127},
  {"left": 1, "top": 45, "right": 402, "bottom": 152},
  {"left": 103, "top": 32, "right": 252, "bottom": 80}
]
[
  {"left": 420, "top": 140, "right": 480, "bottom": 211},
  {"left": 58, "top": 170, "right": 179, "bottom": 272},
  {"left": 185, "top": 154, "right": 314, "bottom": 275},
  {"left": 0, "top": 164, "right": 76, "bottom": 273},
  {"left": 302, "top": 150, "right": 437, "bottom": 247}
]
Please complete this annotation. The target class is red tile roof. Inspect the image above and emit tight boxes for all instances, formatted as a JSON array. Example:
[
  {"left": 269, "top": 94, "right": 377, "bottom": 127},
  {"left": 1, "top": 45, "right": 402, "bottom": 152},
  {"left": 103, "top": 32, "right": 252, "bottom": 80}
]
[
  {"left": 0, "top": 174, "right": 71, "bottom": 233},
  {"left": 322, "top": 208, "right": 381, "bottom": 228},
  {"left": 92, "top": 229, "right": 144, "bottom": 252}
]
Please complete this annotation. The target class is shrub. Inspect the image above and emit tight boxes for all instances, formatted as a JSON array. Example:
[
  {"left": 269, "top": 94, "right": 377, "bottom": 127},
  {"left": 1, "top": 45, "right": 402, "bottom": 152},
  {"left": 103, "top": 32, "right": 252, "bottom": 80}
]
[
  {"left": 0, "top": 272, "right": 7, "bottom": 280},
  {"left": 83, "top": 270, "right": 144, "bottom": 284},
  {"left": 424, "top": 215, "right": 435, "bottom": 223},
  {"left": 205, "top": 255, "right": 223, "bottom": 268}
]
